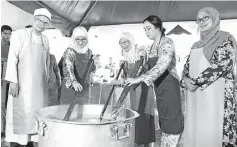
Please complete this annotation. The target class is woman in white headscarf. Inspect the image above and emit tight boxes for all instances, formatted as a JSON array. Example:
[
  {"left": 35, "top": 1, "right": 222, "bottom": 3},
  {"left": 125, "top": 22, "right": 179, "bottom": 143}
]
[
  {"left": 112, "top": 32, "right": 139, "bottom": 109},
  {"left": 119, "top": 32, "right": 137, "bottom": 63},
  {"left": 59, "top": 26, "right": 95, "bottom": 105},
  {"left": 112, "top": 32, "right": 157, "bottom": 147}
]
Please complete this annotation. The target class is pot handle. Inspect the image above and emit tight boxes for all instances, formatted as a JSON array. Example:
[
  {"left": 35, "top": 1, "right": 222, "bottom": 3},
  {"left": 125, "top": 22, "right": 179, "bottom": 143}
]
[
  {"left": 110, "top": 122, "right": 132, "bottom": 140},
  {"left": 35, "top": 119, "right": 47, "bottom": 136}
]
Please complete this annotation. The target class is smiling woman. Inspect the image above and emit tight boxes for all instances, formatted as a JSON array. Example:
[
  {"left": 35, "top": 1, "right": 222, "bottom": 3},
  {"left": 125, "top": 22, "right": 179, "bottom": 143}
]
[
  {"left": 75, "top": 36, "right": 88, "bottom": 47},
  {"left": 181, "top": 7, "right": 237, "bottom": 147},
  {"left": 125, "top": 15, "right": 183, "bottom": 147},
  {"left": 119, "top": 32, "right": 136, "bottom": 63},
  {"left": 59, "top": 26, "right": 96, "bottom": 105},
  {"left": 196, "top": 11, "right": 213, "bottom": 32}
]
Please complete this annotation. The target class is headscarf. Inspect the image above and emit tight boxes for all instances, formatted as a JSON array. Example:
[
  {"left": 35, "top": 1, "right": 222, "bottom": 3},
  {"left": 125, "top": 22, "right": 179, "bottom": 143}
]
[
  {"left": 119, "top": 32, "right": 136, "bottom": 63},
  {"left": 193, "top": 7, "right": 235, "bottom": 60},
  {"left": 193, "top": 7, "right": 237, "bottom": 81},
  {"left": 68, "top": 26, "right": 89, "bottom": 53}
]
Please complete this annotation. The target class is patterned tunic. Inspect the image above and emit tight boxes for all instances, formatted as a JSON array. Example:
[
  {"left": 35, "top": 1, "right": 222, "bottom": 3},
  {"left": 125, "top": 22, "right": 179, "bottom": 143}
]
[
  {"left": 139, "top": 36, "right": 183, "bottom": 146},
  {"left": 181, "top": 35, "right": 237, "bottom": 146},
  {"left": 60, "top": 48, "right": 96, "bottom": 105},
  {"left": 62, "top": 48, "right": 94, "bottom": 89},
  {"left": 141, "top": 36, "right": 179, "bottom": 84}
]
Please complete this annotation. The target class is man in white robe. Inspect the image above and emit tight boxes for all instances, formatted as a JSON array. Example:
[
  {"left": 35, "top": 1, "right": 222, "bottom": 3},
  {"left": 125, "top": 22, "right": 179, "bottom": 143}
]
[{"left": 4, "top": 8, "right": 51, "bottom": 147}]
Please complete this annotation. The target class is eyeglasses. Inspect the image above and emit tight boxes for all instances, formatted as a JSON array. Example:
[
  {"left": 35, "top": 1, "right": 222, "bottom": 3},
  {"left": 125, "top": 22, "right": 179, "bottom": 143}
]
[
  {"left": 119, "top": 41, "right": 129, "bottom": 45},
  {"left": 35, "top": 18, "right": 49, "bottom": 27},
  {"left": 75, "top": 38, "right": 87, "bottom": 43},
  {"left": 196, "top": 16, "right": 210, "bottom": 24}
]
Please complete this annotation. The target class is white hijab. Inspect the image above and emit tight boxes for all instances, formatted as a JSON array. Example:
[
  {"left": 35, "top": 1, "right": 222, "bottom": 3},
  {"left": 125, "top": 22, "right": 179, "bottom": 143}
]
[
  {"left": 69, "top": 26, "right": 89, "bottom": 53},
  {"left": 119, "top": 32, "right": 136, "bottom": 63}
]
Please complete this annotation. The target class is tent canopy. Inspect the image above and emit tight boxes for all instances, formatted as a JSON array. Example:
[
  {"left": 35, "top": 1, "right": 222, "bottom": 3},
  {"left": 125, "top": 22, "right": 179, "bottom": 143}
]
[{"left": 8, "top": 1, "right": 237, "bottom": 35}]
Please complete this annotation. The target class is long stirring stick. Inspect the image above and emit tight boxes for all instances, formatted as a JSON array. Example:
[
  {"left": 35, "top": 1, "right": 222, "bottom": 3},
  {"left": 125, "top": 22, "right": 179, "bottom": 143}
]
[
  {"left": 63, "top": 55, "right": 94, "bottom": 121},
  {"left": 98, "top": 62, "right": 125, "bottom": 122},
  {"left": 109, "top": 57, "right": 145, "bottom": 121}
]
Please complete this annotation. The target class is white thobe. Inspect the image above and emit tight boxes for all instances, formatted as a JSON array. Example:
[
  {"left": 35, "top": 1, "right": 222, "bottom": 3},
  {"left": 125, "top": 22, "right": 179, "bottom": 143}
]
[{"left": 5, "top": 28, "right": 50, "bottom": 145}]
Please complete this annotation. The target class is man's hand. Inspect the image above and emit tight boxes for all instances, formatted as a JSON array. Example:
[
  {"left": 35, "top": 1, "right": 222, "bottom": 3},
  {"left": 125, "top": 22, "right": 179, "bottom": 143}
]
[{"left": 9, "top": 82, "right": 19, "bottom": 97}]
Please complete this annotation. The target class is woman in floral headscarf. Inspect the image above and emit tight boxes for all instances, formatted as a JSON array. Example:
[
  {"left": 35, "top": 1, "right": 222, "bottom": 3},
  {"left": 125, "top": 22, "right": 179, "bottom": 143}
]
[
  {"left": 181, "top": 7, "right": 237, "bottom": 147},
  {"left": 59, "top": 26, "right": 95, "bottom": 105}
]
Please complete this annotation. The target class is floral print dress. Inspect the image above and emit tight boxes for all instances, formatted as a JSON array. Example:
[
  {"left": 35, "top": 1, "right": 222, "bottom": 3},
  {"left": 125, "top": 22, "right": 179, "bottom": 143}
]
[
  {"left": 139, "top": 37, "right": 183, "bottom": 147},
  {"left": 181, "top": 35, "right": 237, "bottom": 147},
  {"left": 60, "top": 48, "right": 95, "bottom": 105}
]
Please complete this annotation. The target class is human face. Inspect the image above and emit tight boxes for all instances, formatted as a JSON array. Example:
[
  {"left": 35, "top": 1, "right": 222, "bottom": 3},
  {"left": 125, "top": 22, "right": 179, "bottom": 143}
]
[
  {"left": 119, "top": 38, "right": 131, "bottom": 52},
  {"left": 1, "top": 30, "right": 11, "bottom": 42},
  {"left": 143, "top": 20, "right": 160, "bottom": 40},
  {"left": 75, "top": 36, "right": 88, "bottom": 48},
  {"left": 196, "top": 11, "right": 213, "bottom": 32},
  {"left": 33, "top": 15, "right": 50, "bottom": 33}
]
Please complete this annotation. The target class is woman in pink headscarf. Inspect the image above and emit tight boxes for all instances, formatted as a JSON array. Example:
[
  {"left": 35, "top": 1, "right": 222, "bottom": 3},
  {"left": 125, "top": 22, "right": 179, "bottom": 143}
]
[{"left": 181, "top": 7, "right": 237, "bottom": 147}]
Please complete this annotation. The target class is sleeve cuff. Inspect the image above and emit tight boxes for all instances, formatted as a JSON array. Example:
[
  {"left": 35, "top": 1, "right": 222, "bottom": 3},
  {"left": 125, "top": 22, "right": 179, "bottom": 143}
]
[
  {"left": 66, "top": 79, "right": 77, "bottom": 89},
  {"left": 4, "top": 77, "right": 18, "bottom": 84},
  {"left": 140, "top": 75, "right": 153, "bottom": 86}
]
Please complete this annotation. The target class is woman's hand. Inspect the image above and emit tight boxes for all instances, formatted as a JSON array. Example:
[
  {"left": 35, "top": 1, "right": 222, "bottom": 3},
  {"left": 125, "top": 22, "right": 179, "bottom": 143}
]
[
  {"left": 184, "top": 78, "right": 197, "bottom": 92},
  {"left": 125, "top": 77, "right": 144, "bottom": 86},
  {"left": 72, "top": 81, "right": 83, "bottom": 92}
]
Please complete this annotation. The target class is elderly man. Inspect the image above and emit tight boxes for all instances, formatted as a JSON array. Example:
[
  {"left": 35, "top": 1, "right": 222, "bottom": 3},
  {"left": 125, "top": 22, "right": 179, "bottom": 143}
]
[{"left": 4, "top": 8, "right": 51, "bottom": 147}]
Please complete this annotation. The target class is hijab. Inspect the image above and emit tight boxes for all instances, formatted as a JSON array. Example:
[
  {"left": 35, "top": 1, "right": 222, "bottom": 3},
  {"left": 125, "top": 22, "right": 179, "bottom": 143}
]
[
  {"left": 193, "top": 7, "right": 237, "bottom": 80},
  {"left": 119, "top": 32, "right": 136, "bottom": 63},
  {"left": 69, "top": 26, "right": 89, "bottom": 53}
]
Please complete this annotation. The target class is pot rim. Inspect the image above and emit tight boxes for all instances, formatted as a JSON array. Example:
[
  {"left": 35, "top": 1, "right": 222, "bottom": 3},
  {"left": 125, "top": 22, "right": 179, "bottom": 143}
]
[{"left": 35, "top": 104, "right": 139, "bottom": 125}]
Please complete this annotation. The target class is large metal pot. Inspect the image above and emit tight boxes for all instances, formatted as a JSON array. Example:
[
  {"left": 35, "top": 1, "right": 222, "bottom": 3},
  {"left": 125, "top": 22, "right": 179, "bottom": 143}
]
[{"left": 35, "top": 104, "right": 139, "bottom": 147}]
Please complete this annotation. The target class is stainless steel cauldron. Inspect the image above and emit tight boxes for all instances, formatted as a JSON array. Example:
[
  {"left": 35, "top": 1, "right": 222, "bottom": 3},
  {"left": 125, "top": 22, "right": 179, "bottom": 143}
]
[{"left": 35, "top": 104, "right": 139, "bottom": 147}]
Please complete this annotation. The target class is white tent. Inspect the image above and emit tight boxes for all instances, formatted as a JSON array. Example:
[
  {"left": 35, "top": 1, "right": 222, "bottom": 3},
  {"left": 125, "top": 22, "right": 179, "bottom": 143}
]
[{"left": 1, "top": 0, "right": 33, "bottom": 30}]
